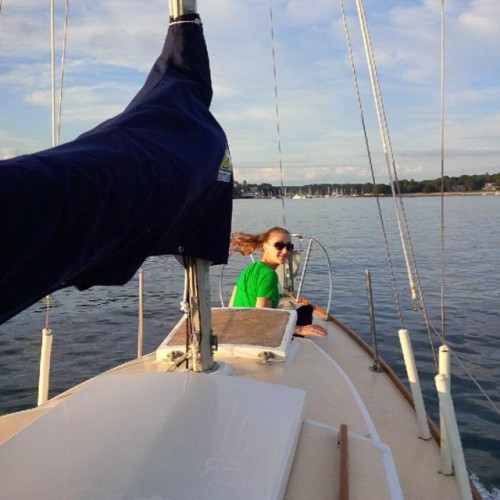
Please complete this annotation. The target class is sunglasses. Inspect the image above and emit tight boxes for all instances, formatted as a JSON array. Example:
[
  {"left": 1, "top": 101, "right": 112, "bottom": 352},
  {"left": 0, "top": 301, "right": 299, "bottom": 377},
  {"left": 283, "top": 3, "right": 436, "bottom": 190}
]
[{"left": 273, "top": 241, "right": 294, "bottom": 251}]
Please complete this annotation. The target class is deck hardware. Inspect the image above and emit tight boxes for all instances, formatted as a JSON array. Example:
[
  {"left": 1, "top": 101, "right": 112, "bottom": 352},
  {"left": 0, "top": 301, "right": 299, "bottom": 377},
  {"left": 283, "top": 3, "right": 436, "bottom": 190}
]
[
  {"left": 166, "top": 350, "right": 184, "bottom": 362},
  {"left": 211, "top": 334, "right": 219, "bottom": 352},
  {"left": 258, "top": 351, "right": 275, "bottom": 362}
]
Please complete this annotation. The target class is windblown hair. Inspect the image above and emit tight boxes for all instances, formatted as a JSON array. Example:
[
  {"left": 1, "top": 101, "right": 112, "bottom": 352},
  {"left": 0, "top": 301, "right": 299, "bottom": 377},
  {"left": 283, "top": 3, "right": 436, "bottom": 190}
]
[{"left": 230, "top": 227, "right": 290, "bottom": 255}]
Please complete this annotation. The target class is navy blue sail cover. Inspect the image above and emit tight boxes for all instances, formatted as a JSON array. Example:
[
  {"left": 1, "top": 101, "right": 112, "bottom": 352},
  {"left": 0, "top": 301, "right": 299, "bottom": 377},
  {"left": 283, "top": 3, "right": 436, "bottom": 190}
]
[{"left": 0, "top": 14, "right": 233, "bottom": 324}]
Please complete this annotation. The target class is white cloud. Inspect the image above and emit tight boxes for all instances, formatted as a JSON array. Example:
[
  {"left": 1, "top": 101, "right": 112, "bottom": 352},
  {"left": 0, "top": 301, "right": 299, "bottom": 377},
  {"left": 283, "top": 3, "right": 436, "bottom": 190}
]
[
  {"left": 1, "top": 147, "right": 19, "bottom": 160},
  {"left": 1, "top": 1, "right": 500, "bottom": 183},
  {"left": 458, "top": 0, "right": 500, "bottom": 37}
]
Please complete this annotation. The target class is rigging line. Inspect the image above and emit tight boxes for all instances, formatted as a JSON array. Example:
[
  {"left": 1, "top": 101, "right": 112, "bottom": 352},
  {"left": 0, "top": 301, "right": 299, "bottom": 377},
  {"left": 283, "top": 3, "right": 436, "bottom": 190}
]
[
  {"left": 354, "top": 0, "right": 414, "bottom": 303},
  {"left": 335, "top": 240, "right": 499, "bottom": 417},
  {"left": 56, "top": 0, "right": 70, "bottom": 144},
  {"left": 50, "top": 0, "right": 56, "bottom": 147},
  {"left": 439, "top": 0, "right": 446, "bottom": 344},
  {"left": 338, "top": 0, "right": 404, "bottom": 329},
  {"left": 44, "top": 0, "right": 58, "bottom": 335},
  {"left": 355, "top": 0, "right": 439, "bottom": 369},
  {"left": 355, "top": 2, "right": 428, "bottom": 320},
  {"left": 333, "top": 237, "right": 500, "bottom": 418},
  {"left": 44, "top": 0, "right": 69, "bottom": 332},
  {"left": 432, "top": 329, "right": 500, "bottom": 416},
  {"left": 267, "top": 0, "right": 286, "bottom": 228},
  {"left": 426, "top": 305, "right": 500, "bottom": 417},
  {"left": 447, "top": 345, "right": 500, "bottom": 417}
]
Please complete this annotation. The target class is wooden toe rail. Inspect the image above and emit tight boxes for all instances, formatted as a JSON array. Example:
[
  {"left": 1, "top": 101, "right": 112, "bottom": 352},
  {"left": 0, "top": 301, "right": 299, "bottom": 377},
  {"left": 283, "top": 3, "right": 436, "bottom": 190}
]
[{"left": 338, "top": 423, "right": 349, "bottom": 500}]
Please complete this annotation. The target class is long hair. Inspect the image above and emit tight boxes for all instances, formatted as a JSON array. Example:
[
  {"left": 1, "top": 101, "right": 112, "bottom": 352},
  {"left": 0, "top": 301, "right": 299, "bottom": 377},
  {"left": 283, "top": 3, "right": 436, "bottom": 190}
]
[{"left": 230, "top": 227, "right": 290, "bottom": 255}]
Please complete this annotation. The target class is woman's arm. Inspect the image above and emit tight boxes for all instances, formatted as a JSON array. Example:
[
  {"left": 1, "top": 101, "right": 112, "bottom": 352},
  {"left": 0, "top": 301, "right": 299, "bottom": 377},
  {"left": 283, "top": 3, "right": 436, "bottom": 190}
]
[
  {"left": 228, "top": 287, "right": 236, "bottom": 307},
  {"left": 255, "top": 297, "right": 273, "bottom": 308}
]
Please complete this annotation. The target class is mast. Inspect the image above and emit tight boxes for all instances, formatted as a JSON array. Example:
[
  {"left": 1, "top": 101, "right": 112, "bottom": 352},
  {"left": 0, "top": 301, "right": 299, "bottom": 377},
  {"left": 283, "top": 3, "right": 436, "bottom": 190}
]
[
  {"left": 168, "top": 0, "right": 216, "bottom": 373},
  {"left": 169, "top": 0, "right": 197, "bottom": 19},
  {"left": 185, "top": 258, "right": 215, "bottom": 372}
]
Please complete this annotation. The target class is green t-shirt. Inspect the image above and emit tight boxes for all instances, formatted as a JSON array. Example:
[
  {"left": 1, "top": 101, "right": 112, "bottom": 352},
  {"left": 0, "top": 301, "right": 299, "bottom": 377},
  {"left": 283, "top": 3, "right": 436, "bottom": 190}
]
[{"left": 232, "top": 261, "right": 279, "bottom": 308}]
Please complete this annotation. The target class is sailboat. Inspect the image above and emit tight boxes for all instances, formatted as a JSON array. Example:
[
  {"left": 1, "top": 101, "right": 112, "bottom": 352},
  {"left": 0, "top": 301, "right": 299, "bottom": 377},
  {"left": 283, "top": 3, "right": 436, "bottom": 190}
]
[{"left": 0, "top": 1, "right": 488, "bottom": 499}]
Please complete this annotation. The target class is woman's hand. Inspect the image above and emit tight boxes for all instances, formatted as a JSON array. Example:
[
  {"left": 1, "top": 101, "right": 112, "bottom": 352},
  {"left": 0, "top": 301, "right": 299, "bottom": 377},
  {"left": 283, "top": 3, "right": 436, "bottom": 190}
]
[{"left": 295, "top": 324, "right": 328, "bottom": 337}]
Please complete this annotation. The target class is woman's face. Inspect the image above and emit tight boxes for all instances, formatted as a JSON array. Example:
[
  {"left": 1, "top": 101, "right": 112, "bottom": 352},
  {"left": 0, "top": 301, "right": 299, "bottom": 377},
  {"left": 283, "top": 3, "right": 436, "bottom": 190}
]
[{"left": 262, "top": 231, "right": 293, "bottom": 268}]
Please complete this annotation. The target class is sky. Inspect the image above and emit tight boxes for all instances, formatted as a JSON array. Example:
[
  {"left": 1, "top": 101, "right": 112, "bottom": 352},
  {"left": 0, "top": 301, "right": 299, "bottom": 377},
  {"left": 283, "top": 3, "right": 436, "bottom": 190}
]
[{"left": 1, "top": 0, "right": 500, "bottom": 185}]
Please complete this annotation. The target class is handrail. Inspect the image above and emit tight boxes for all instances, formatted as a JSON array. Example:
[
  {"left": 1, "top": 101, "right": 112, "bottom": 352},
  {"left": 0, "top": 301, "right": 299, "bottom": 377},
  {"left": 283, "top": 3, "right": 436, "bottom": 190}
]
[{"left": 291, "top": 234, "right": 334, "bottom": 318}]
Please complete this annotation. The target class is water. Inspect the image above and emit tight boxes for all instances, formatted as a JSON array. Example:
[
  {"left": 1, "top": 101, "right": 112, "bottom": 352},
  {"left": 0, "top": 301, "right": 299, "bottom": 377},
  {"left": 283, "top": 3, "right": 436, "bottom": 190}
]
[{"left": 1, "top": 195, "right": 499, "bottom": 496}]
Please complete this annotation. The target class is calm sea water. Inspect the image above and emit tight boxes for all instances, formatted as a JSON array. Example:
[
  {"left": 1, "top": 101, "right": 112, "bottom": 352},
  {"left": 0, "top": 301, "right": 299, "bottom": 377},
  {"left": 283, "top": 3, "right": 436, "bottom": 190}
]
[{"left": 1, "top": 195, "right": 499, "bottom": 496}]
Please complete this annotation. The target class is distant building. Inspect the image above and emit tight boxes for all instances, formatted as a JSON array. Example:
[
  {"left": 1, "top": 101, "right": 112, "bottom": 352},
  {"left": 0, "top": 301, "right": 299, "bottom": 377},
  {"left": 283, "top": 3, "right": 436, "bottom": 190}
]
[{"left": 483, "top": 182, "right": 499, "bottom": 191}]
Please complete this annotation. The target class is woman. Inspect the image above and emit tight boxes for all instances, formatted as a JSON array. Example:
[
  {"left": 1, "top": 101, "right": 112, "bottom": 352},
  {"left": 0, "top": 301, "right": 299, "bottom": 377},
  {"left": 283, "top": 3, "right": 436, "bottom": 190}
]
[{"left": 229, "top": 227, "right": 328, "bottom": 337}]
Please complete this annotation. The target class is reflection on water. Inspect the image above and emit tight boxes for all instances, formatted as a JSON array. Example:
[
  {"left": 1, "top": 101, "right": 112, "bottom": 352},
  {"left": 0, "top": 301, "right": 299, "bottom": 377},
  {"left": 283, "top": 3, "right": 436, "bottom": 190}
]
[{"left": 1, "top": 195, "right": 499, "bottom": 494}]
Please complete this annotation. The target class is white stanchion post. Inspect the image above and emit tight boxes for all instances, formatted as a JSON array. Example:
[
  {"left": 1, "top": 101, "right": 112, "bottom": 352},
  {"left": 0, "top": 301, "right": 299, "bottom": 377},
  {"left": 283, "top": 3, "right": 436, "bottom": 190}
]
[
  {"left": 37, "top": 327, "right": 53, "bottom": 406},
  {"left": 439, "top": 344, "right": 453, "bottom": 474},
  {"left": 435, "top": 374, "right": 473, "bottom": 500},
  {"left": 398, "top": 329, "right": 431, "bottom": 439}
]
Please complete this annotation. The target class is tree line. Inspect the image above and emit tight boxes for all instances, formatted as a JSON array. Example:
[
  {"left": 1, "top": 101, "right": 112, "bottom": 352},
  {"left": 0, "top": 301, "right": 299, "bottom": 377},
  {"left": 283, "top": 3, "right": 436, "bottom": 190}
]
[{"left": 233, "top": 172, "right": 500, "bottom": 198}]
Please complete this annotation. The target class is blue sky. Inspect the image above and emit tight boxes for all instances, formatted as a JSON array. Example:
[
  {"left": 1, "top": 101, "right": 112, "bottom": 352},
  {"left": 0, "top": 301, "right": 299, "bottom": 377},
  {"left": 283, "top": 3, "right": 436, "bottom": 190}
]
[{"left": 1, "top": 0, "right": 499, "bottom": 185}]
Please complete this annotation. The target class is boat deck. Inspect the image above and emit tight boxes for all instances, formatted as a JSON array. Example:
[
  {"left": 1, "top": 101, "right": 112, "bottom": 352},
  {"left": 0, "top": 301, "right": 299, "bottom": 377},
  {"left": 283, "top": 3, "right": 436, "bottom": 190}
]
[{"left": 0, "top": 308, "right": 464, "bottom": 499}]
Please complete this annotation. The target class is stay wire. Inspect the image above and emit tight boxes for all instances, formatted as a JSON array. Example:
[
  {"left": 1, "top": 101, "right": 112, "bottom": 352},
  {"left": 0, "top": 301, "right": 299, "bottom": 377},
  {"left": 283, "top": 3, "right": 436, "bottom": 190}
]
[
  {"left": 338, "top": 0, "right": 404, "bottom": 329},
  {"left": 355, "top": 0, "right": 415, "bottom": 305},
  {"left": 50, "top": 0, "right": 56, "bottom": 147},
  {"left": 56, "top": 0, "right": 70, "bottom": 145},
  {"left": 355, "top": 0, "right": 438, "bottom": 370},
  {"left": 46, "top": 0, "right": 70, "bottom": 330},
  {"left": 339, "top": 0, "right": 497, "bottom": 419},
  {"left": 267, "top": 0, "right": 286, "bottom": 228},
  {"left": 439, "top": 0, "right": 446, "bottom": 344}
]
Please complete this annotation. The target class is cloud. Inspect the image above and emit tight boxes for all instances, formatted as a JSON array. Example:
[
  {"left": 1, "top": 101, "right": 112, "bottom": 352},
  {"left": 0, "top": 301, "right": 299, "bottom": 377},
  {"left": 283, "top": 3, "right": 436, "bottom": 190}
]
[
  {"left": 1, "top": 1, "right": 500, "bottom": 182},
  {"left": 458, "top": 0, "right": 500, "bottom": 37},
  {"left": 1, "top": 147, "right": 19, "bottom": 160}
]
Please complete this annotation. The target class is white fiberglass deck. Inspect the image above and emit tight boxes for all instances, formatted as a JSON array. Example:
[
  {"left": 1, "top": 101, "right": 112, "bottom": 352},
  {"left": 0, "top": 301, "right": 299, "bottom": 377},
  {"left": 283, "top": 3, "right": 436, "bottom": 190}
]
[{"left": 0, "top": 372, "right": 305, "bottom": 500}]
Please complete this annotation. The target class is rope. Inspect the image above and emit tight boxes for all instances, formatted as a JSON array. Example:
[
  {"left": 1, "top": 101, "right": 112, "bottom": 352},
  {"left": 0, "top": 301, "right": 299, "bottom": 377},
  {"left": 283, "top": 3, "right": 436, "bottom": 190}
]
[
  {"left": 50, "top": 0, "right": 56, "bottom": 147},
  {"left": 265, "top": 0, "right": 498, "bottom": 426},
  {"left": 45, "top": 0, "right": 71, "bottom": 332},
  {"left": 267, "top": 0, "right": 286, "bottom": 228},
  {"left": 439, "top": 0, "right": 446, "bottom": 344},
  {"left": 448, "top": 347, "right": 500, "bottom": 417},
  {"left": 338, "top": 0, "right": 404, "bottom": 329},
  {"left": 169, "top": 19, "right": 201, "bottom": 26},
  {"left": 56, "top": 0, "right": 70, "bottom": 145},
  {"left": 355, "top": 0, "right": 438, "bottom": 370}
]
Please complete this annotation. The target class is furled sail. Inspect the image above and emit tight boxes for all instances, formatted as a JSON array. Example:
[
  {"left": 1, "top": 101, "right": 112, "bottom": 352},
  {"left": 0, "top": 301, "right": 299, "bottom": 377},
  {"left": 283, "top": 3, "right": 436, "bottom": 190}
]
[{"left": 0, "top": 13, "right": 233, "bottom": 325}]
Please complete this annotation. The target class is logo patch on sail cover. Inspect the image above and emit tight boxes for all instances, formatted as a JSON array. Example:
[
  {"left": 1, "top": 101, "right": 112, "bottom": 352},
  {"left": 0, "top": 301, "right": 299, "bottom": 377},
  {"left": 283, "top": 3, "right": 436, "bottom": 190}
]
[{"left": 217, "top": 147, "right": 233, "bottom": 183}]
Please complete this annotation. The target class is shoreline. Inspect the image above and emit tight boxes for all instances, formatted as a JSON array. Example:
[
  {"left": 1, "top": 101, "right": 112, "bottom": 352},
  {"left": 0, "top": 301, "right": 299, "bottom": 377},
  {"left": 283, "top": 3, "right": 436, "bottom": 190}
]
[
  {"left": 397, "top": 191, "right": 499, "bottom": 197},
  {"left": 235, "top": 191, "right": 500, "bottom": 200}
]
